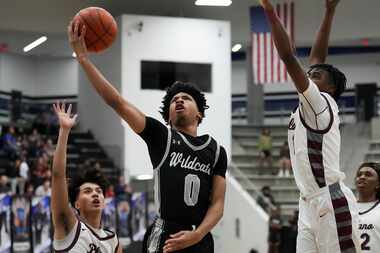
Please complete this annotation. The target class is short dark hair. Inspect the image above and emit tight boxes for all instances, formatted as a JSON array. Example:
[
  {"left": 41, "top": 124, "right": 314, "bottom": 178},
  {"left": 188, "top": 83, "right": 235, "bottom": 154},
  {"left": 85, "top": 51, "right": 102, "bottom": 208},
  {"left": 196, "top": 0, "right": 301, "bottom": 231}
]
[
  {"left": 308, "top": 63, "right": 347, "bottom": 100},
  {"left": 357, "top": 162, "right": 380, "bottom": 200},
  {"left": 159, "top": 81, "right": 209, "bottom": 125},
  {"left": 68, "top": 167, "right": 109, "bottom": 207}
]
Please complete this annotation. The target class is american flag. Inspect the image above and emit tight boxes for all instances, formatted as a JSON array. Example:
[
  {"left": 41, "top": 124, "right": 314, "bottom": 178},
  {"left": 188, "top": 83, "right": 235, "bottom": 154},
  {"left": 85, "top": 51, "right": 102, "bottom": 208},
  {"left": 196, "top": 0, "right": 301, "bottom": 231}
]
[{"left": 250, "top": 2, "right": 294, "bottom": 84}]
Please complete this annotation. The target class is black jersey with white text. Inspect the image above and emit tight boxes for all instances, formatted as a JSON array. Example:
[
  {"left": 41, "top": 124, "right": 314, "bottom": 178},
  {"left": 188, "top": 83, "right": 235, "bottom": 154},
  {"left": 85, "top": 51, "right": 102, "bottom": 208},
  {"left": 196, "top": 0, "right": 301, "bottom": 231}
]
[{"left": 139, "top": 117, "right": 227, "bottom": 225}]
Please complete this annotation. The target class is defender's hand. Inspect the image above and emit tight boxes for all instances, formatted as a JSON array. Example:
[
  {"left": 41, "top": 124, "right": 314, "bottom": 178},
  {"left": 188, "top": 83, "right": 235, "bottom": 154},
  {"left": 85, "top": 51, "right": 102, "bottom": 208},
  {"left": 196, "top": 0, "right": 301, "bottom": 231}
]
[
  {"left": 259, "top": 0, "right": 274, "bottom": 11},
  {"left": 53, "top": 101, "right": 77, "bottom": 130},
  {"left": 326, "top": 0, "right": 340, "bottom": 11}
]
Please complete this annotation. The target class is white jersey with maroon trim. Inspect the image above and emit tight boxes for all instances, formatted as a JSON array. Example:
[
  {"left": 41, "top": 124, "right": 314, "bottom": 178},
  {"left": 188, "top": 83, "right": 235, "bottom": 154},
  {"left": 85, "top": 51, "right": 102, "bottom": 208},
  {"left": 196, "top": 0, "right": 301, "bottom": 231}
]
[
  {"left": 288, "top": 88, "right": 345, "bottom": 196},
  {"left": 53, "top": 220, "right": 119, "bottom": 253},
  {"left": 358, "top": 200, "right": 380, "bottom": 252}
]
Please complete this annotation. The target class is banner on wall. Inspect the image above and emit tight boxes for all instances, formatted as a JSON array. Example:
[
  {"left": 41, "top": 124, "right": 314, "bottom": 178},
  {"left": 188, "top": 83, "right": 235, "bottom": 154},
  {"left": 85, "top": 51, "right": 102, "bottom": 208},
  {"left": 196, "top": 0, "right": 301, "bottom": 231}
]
[
  {"left": 102, "top": 197, "right": 117, "bottom": 232},
  {"left": 11, "top": 196, "right": 31, "bottom": 253},
  {"left": 31, "top": 196, "right": 51, "bottom": 253},
  {"left": 117, "top": 198, "right": 132, "bottom": 247},
  {"left": 0, "top": 194, "right": 12, "bottom": 253},
  {"left": 131, "top": 192, "right": 147, "bottom": 242}
]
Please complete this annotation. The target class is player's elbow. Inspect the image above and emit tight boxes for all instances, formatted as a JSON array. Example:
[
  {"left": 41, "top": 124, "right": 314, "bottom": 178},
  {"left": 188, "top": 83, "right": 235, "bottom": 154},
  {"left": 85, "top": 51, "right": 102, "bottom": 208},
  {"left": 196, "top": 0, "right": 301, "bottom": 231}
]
[{"left": 106, "top": 94, "right": 122, "bottom": 110}]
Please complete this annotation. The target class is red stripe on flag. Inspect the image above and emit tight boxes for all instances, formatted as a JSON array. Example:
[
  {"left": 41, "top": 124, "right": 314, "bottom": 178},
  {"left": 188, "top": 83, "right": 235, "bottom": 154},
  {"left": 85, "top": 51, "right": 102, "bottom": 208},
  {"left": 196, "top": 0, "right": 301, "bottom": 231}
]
[
  {"left": 264, "top": 33, "right": 267, "bottom": 83},
  {"left": 276, "top": 4, "right": 281, "bottom": 83},
  {"left": 257, "top": 34, "right": 261, "bottom": 84},
  {"left": 283, "top": 3, "right": 288, "bottom": 81},
  {"left": 270, "top": 36, "right": 274, "bottom": 83}
]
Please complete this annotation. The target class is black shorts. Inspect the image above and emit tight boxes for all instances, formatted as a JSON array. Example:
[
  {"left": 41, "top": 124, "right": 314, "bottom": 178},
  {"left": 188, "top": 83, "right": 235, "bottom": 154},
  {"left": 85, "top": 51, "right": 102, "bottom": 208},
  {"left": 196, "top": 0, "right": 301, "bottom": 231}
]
[
  {"left": 262, "top": 150, "right": 271, "bottom": 158},
  {"left": 142, "top": 218, "right": 214, "bottom": 253}
]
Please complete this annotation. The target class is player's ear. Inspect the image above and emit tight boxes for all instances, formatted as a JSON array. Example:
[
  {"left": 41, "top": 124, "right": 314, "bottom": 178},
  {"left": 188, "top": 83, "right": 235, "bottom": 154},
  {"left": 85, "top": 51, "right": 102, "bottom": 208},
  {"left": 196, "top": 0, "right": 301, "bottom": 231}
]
[{"left": 75, "top": 200, "right": 80, "bottom": 210}]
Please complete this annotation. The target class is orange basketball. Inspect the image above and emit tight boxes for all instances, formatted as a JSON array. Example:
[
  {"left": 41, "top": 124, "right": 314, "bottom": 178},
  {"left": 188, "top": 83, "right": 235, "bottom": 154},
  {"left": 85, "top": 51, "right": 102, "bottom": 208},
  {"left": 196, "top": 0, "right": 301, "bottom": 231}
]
[{"left": 72, "top": 7, "right": 118, "bottom": 53}]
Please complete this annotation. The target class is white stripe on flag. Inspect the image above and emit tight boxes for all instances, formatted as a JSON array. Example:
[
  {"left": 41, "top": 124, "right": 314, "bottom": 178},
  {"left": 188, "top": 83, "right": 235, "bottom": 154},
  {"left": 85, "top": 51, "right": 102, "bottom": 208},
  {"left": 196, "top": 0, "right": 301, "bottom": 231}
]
[
  {"left": 266, "top": 33, "right": 271, "bottom": 84},
  {"left": 253, "top": 33, "right": 258, "bottom": 84}
]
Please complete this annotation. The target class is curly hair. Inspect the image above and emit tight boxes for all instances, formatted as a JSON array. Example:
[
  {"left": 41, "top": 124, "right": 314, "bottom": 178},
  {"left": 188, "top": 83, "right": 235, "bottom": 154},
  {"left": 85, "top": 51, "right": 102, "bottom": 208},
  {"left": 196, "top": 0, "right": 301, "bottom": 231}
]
[
  {"left": 308, "top": 63, "right": 347, "bottom": 100},
  {"left": 357, "top": 162, "right": 380, "bottom": 200},
  {"left": 159, "top": 81, "right": 209, "bottom": 125},
  {"left": 68, "top": 167, "right": 109, "bottom": 208}
]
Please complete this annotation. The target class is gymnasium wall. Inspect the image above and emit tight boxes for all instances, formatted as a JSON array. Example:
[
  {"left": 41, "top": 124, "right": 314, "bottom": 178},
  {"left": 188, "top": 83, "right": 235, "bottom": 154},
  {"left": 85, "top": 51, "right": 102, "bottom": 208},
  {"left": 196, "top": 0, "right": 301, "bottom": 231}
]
[
  {"left": 232, "top": 53, "right": 380, "bottom": 95},
  {"left": 0, "top": 53, "right": 77, "bottom": 96}
]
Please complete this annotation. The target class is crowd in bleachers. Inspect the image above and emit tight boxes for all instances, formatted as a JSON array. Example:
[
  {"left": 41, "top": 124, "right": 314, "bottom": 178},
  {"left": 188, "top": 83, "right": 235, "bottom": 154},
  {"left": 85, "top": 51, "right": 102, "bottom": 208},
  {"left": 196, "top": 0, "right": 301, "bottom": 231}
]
[{"left": 0, "top": 120, "right": 130, "bottom": 199}]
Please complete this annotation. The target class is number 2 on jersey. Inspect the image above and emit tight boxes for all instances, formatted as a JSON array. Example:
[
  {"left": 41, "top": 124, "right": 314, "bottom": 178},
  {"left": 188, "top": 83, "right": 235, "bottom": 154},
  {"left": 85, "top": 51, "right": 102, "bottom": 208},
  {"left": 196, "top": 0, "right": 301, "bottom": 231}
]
[
  {"left": 361, "top": 233, "right": 371, "bottom": 251},
  {"left": 184, "top": 174, "right": 200, "bottom": 206}
]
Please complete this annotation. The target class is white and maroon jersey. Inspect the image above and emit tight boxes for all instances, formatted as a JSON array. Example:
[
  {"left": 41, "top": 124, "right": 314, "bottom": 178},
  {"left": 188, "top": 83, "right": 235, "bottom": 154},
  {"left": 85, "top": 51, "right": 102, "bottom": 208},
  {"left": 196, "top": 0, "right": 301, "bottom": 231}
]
[
  {"left": 53, "top": 219, "right": 119, "bottom": 253},
  {"left": 288, "top": 79, "right": 345, "bottom": 196},
  {"left": 358, "top": 201, "right": 380, "bottom": 252}
]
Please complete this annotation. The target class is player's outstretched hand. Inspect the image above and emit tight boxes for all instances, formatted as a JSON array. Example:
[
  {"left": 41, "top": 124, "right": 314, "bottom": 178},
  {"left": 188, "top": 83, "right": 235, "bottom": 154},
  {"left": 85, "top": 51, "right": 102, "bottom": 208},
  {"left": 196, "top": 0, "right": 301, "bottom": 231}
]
[
  {"left": 259, "top": 0, "right": 274, "bottom": 11},
  {"left": 53, "top": 101, "right": 77, "bottom": 130},
  {"left": 163, "top": 230, "right": 202, "bottom": 253},
  {"left": 67, "top": 20, "right": 88, "bottom": 61},
  {"left": 326, "top": 0, "right": 340, "bottom": 11}
]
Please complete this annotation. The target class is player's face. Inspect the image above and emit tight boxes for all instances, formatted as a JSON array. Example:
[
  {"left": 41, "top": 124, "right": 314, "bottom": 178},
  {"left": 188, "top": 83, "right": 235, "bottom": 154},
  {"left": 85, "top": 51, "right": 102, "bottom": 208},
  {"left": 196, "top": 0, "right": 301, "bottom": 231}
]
[
  {"left": 75, "top": 182, "right": 105, "bottom": 213},
  {"left": 169, "top": 92, "right": 202, "bottom": 127},
  {"left": 356, "top": 166, "right": 380, "bottom": 194},
  {"left": 308, "top": 68, "right": 335, "bottom": 95}
]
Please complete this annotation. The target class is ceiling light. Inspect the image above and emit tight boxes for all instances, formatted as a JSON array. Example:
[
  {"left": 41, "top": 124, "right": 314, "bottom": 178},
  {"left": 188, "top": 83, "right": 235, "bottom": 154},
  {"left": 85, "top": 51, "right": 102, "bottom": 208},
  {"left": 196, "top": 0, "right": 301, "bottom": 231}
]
[
  {"left": 23, "top": 36, "right": 47, "bottom": 52},
  {"left": 232, "top": 43, "right": 242, "bottom": 52},
  {"left": 136, "top": 174, "right": 153, "bottom": 180},
  {"left": 72, "top": 52, "right": 76, "bottom": 58},
  {"left": 195, "top": 0, "right": 232, "bottom": 6}
]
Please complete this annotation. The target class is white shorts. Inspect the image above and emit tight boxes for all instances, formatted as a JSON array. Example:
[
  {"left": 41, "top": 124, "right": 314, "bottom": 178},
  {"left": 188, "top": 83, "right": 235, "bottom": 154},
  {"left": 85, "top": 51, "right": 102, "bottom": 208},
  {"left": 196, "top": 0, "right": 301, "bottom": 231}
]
[{"left": 297, "top": 182, "right": 361, "bottom": 253}]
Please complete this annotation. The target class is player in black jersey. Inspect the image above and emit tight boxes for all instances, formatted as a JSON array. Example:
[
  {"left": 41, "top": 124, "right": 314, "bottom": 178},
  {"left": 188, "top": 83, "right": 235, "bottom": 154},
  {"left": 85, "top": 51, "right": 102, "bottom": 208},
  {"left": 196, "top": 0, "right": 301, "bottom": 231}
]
[{"left": 68, "top": 21, "right": 227, "bottom": 253}]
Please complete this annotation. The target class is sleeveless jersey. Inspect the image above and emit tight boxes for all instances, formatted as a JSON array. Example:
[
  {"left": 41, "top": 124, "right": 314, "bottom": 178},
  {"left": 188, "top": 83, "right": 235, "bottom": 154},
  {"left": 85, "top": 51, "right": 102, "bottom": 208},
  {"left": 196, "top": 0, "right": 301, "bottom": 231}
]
[
  {"left": 53, "top": 220, "right": 119, "bottom": 252},
  {"left": 358, "top": 201, "right": 380, "bottom": 252},
  {"left": 288, "top": 92, "right": 345, "bottom": 196}
]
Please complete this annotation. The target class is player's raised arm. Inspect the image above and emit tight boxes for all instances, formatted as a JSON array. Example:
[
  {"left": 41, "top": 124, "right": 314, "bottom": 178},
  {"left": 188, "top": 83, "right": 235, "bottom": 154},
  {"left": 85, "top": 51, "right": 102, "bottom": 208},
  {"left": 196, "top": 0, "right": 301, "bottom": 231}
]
[
  {"left": 259, "top": 0, "right": 309, "bottom": 94},
  {"left": 309, "top": 0, "right": 340, "bottom": 65},
  {"left": 51, "top": 101, "right": 77, "bottom": 239},
  {"left": 67, "top": 20, "right": 146, "bottom": 133}
]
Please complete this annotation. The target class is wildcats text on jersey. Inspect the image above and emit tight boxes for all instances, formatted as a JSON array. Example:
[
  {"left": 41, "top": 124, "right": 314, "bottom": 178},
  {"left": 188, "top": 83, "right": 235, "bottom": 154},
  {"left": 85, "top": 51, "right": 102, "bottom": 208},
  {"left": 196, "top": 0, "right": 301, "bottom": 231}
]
[{"left": 169, "top": 152, "right": 211, "bottom": 175}]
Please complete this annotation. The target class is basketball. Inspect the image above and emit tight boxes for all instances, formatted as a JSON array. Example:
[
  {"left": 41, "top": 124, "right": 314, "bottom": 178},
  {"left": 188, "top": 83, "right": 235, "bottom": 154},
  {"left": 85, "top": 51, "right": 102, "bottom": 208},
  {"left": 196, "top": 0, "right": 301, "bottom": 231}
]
[{"left": 72, "top": 7, "right": 117, "bottom": 53}]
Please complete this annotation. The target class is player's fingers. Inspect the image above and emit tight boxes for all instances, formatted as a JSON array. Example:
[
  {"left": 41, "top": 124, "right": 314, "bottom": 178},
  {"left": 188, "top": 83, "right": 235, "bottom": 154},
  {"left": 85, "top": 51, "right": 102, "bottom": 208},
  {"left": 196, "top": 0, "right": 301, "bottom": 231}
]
[
  {"left": 72, "top": 114, "right": 78, "bottom": 122},
  {"left": 170, "top": 231, "right": 186, "bottom": 238},
  {"left": 62, "top": 100, "right": 66, "bottom": 112},
  {"left": 67, "top": 104, "right": 72, "bottom": 115},
  {"left": 74, "top": 21, "right": 79, "bottom": 38},
  {"left": 67, "top": 21, "right": 73, "bottom": 40},
  {"left": 52, "top": 103, "right": 57, "bottom": 113}
]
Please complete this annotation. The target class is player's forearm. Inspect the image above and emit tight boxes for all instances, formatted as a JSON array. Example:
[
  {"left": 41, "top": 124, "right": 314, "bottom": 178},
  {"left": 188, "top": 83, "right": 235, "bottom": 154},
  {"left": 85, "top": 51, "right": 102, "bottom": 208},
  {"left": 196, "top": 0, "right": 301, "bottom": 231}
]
[
  {"left": 264, "top": 9, "right": 295, "bottom": 63},
  {"left": 309, "top": 9, "right": 336, "bottom": 65},
  {"left": 52, "top": 128, "right": 70, "bottom": 177},
  {"left": 78, "top": 57, "right": 122, "bottom": 108},
  {"left": 194, "top": 200, "right": 224, "bottom": 240}
]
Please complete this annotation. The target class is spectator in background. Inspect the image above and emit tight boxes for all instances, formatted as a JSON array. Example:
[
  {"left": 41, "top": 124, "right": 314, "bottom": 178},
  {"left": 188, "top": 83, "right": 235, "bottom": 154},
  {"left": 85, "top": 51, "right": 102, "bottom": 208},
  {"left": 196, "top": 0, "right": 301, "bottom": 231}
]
[
  {"left": 18, "top": 156, "right": 29, "bottom": 194},
  {"left": 268, "top": 206, "right": 282, "bottom": 253},
  {"left": 280, "top": 210, "right": 298, "bottom": 253},
  {"left": 32, "top": 157, "right": 50, "bottom": 187},
  {"left": 0, "top": 175, "right": 10, "bottom": 194},
  {"left": 9, "top": 158, "right": 20, "bottom": 194},
  {"left": 35, "top": 179, "right": 51, "bottom": 196},
  {"left": 115, "top": 175, "right": 126, "bottom": 196},
  {"left": 258, "top": 128, "right": 273, "bottom": 169},
  {"left": 278, "top": 141, "right": 291, "bottom": 177},
  {"left": 257, "top": 185, "right": 276, "bottom": 213},
  {"left": 249, "top": 249, "right": 258, "bottom": 253},
  {"left": 28, "top": 128, "right": 41, "bottom": 156},
  {"left": 105, "top": 185, "right": 115, "bottom": 198},
  {"left": 44, "top": 138, "right": 55, "bottom": 158},
  {"left": 25, "top": 183, "right": 35, "bottom": 198},
  {"left": 3, "top": 126, "right": 18, "bottom": 159}
]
